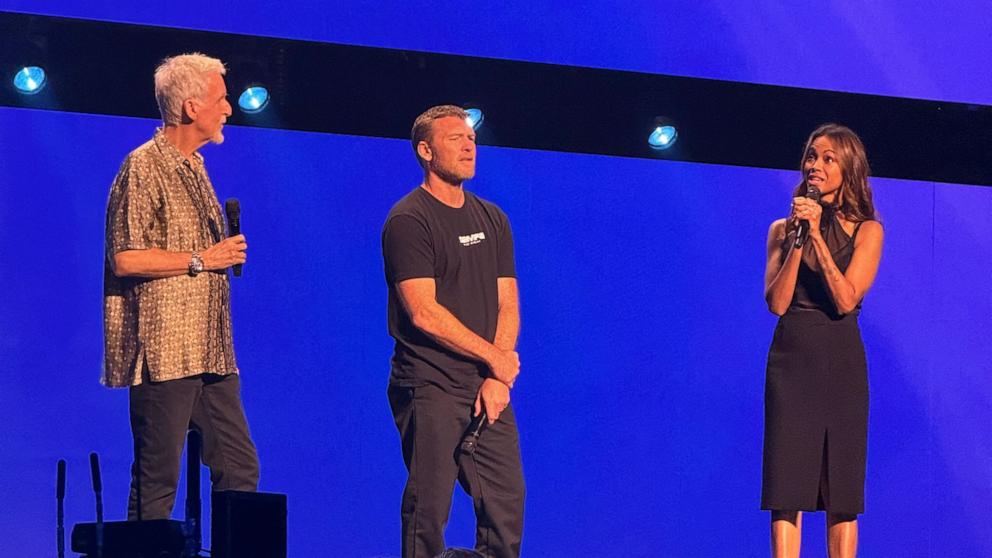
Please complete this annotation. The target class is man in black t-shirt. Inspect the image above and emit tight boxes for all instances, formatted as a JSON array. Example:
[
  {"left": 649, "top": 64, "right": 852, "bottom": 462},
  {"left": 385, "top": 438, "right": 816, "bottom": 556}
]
[{"left": 382, "top": 105, "right": 525, "bottom": 558}]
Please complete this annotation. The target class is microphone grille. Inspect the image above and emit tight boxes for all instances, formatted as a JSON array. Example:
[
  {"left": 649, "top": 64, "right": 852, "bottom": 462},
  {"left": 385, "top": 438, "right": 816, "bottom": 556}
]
[{"left": 224, "top": 198, "right": 240, "bottom": 218}]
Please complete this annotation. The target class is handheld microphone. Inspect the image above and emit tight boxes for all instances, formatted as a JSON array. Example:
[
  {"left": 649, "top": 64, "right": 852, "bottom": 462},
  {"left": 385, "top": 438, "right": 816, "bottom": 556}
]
[
  {"left": 224, "top": 198, "right": 242, "bottom": 277},
  {"left": 57, "top": 459, "right": 66, "bottom": 558},
  {"left": 460, "top": 411, "right": 488, "bottom": 456},
  {"left": 89, "top": 452, "right": 104, "bottom": 558},
  {"left": 793, "top": 184, "right": 821, "bottom": 248}
]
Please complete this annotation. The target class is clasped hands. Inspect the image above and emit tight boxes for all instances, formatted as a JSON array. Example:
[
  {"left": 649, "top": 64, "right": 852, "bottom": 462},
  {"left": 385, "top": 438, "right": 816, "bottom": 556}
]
[{"left": 475, "top": 349, "right": 519, "bottom": 425}]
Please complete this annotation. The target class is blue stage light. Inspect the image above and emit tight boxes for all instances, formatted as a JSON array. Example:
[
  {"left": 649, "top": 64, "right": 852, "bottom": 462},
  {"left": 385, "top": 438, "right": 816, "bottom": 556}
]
[
  {"left": 238, "top": 86, "right": 270, "bottom": 113},
  {"left": 12, "top": 66, "right": 46, "bottom": 95},
  {"left": 648, "top": 125, "right": 678, "bottom": 150},
  {"left": 465, "top": 108, "right": 484, "bottom": 130}
]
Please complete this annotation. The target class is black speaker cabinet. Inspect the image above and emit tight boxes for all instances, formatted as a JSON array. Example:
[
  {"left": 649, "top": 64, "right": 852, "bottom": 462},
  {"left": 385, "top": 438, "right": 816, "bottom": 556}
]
[
  {"left": 70, "top": 519, "right": 186, "bottom": 557},
  {"left": 211, "top": 490, "right": 287, "bottom": 558}
]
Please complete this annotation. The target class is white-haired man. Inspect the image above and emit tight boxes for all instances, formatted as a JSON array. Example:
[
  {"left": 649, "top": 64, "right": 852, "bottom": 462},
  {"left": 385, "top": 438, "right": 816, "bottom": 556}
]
[{"left": 104, "top": 53, "right": 259, "bottom": 520}]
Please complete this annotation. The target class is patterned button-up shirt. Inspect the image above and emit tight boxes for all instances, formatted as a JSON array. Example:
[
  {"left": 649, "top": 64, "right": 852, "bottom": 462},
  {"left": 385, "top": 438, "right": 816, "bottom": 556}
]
[{"left": 103, "top": 129, "right": 237, "bottom": 387}]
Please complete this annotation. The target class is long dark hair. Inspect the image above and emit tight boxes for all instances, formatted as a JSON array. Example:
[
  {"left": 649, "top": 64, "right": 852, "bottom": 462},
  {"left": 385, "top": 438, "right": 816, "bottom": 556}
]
[{"left": 792, "top": 123, "right": 877, "bottom": 222}]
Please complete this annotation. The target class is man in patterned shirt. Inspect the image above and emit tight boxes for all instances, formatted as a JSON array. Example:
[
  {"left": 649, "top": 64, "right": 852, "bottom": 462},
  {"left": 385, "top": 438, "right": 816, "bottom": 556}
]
[{"left": 103, "top": 53, "right": 258, "bottom": 519}]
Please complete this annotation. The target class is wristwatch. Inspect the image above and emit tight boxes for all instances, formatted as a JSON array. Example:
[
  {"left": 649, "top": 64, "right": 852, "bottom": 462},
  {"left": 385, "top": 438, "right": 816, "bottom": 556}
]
[{"left": 188, "top": 251, "right": 204, "bottom": 276}]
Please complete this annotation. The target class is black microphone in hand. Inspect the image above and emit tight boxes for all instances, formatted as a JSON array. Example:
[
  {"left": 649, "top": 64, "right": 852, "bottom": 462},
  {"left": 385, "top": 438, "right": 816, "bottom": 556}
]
[
  {"left": 224, "top": 198, "right": 242, "bottom": 277},
  {"left": 794, "top": 184, "right": 821, "bottom": 248},
  {"left": 460, "top": 410, "right": 488, "bottom": 456}
]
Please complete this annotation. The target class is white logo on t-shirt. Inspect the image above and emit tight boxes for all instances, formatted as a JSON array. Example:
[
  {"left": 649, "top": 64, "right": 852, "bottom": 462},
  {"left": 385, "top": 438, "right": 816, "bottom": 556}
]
[{"left": 459, "top": 232, "right": 486, "bottom": 246}]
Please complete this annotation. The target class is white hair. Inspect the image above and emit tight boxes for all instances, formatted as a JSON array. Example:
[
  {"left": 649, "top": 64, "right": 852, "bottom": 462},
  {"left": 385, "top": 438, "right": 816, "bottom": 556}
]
[{"left": 154, "top": 53, "right": 226, "bottom": 126}]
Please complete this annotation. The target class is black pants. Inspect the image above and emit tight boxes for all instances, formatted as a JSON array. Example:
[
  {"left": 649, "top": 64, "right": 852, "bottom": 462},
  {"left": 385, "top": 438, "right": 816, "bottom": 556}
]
[
  {"left": 389, "top": 383, "right": 526, "bottom": 558},
  {"left": 128, "top": 373, "right": 259, "bottom": 520}
]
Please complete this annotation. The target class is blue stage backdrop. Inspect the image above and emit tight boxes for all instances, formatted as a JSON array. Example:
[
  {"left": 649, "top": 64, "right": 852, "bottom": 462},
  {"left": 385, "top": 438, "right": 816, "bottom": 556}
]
[
  {"left": 2, "top": 2, "right": 991, "bottom": 557},
  {"left": 2, "top": 107, "right": 991, "bottom": 557}
]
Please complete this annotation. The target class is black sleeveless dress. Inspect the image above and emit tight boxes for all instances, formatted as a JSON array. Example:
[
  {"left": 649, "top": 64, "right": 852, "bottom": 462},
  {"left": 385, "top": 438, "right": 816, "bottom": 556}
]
[{"left": 761, "top": 207, "right": 870, "bottom": 515}]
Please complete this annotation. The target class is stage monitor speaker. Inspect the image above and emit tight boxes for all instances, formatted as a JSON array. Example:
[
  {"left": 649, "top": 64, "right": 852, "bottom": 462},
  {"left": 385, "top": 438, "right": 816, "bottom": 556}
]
[
  {"left": 211, "top": 490, "right": 287, "bottom": 558},
  {"left": 70, "top": 519, "right": 185, "bottom": 557}
]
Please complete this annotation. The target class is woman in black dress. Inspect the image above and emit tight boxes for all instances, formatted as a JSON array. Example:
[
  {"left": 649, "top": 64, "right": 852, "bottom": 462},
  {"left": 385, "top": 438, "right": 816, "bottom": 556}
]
[{"left": 762, "top": 124, "right": 884, "bottom": 558}]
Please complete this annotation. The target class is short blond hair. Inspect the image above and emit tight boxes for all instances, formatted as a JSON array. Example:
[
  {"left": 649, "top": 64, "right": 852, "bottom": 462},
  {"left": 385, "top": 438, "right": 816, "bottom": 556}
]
[
  {"left": 154, "top": 53, "right": 226, "bottom": 126},
  {"left": 411, "top": 105, "right": 468, "bottom": 169}
]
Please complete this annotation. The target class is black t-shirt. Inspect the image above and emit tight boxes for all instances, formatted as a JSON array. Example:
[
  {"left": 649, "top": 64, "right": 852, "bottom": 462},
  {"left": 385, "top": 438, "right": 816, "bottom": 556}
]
[{"left": 382, "top": 187, "right": 515, "bottom": 399}]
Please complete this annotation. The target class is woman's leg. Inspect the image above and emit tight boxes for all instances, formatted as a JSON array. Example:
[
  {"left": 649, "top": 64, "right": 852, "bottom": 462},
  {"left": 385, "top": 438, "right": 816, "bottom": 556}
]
[
  {"left": 771, "top": 510, "right": 802, "bottom": 558},
  {"left": 827, "top": 514, "right": 858, "bottom": 558}
]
